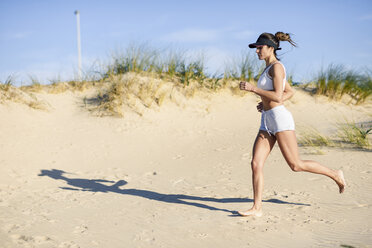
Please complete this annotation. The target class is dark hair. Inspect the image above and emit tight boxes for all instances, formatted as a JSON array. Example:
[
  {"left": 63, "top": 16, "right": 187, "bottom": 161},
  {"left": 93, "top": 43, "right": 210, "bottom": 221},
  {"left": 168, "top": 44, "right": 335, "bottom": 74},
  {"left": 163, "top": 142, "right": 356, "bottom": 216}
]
[{"left": 260, "top": 32, "right": 297, "bottom": 60}]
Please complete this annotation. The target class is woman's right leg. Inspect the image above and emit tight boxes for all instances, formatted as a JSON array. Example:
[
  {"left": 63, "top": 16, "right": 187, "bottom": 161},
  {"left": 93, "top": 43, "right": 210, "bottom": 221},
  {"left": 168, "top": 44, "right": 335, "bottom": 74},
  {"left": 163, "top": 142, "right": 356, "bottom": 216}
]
[{"left": 238, "top": 131, "right": 276, "bottom": 217}]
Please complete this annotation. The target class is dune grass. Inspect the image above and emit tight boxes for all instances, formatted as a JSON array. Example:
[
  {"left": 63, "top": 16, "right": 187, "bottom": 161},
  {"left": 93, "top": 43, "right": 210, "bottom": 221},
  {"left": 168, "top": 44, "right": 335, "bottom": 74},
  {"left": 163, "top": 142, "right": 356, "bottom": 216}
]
[
  {"left": 337, "top": 120, "right": 371, "bottom": 149},
  {"left": 86, "top": 71, "right": 240, "bottom": 117},
  {"left": 106, "top": 43, "right": 158, "bottom": 76},
  {"left": 315, "top": 64, "right": 372, "bottom": 104},
  {"left": 86, "top": 43, "right": 253, "bottom": 116},
  {"left": 298, "top": 127, "right": 334, "bottom": 147},
  {"left": 297, "top": 126, "right": 334, "bottom": 154},
  {"left": 223, "top": 49, "right": 260, "bottom": 83},
  {"left": 105, "top": 43, "right": 209, "bottom": 87},
  {"left": 0, "top": 75, "right": 49, "bottom": 110},
  {"left": 86, "top": 73, "right": 168, "bottom": 117},
  {"left": 298, "top": 120, "right": 371, "bottom": 152},
  {"left": 0, "top": 75, "right": 14, "bottom": 91}
]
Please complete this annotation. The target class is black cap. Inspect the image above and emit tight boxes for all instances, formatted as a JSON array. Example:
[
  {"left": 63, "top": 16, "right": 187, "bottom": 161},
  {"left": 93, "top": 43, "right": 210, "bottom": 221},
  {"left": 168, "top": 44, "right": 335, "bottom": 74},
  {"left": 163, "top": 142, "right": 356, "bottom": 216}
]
[{"left": 249, "top": 34, "right": 282, "bottom": 50}]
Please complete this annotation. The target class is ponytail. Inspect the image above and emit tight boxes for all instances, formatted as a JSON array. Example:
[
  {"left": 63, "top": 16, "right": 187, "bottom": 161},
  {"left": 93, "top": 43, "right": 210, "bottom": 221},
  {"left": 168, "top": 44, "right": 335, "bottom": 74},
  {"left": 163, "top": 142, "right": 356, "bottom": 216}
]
[{"left": 275, "top": 32, "right": 297, "bottom": 47}]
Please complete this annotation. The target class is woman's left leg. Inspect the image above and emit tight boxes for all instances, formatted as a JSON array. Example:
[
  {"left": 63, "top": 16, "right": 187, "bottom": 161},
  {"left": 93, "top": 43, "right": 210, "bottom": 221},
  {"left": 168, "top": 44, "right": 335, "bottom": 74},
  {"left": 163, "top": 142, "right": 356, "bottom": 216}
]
[{"left": 275, "top": 130, "right": 345, "bottom": 193}]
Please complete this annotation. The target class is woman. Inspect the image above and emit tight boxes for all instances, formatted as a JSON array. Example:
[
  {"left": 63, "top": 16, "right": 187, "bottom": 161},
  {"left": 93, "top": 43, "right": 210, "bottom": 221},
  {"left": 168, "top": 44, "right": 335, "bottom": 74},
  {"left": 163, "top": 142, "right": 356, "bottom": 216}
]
[{"left": 238, "top": 32, "right": 346, "bottom": 217}]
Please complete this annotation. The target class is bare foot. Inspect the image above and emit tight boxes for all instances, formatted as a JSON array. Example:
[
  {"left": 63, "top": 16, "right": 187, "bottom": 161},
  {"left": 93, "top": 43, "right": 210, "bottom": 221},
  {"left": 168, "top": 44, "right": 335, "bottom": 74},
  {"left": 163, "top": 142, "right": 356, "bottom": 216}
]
[
  {"left": 337, "top": 170, "right": 346, "bottom": 193},
  {"left": 238, "top": 208, "right": 263, "bottom": 217}
]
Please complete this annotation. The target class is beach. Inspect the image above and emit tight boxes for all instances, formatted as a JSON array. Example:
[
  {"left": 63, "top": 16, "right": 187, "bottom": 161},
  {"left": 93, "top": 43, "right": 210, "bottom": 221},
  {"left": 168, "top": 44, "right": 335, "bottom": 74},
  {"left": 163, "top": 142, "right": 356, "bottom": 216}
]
[{"left": 1, "top": 86, "right": 371, "bottom": 248}]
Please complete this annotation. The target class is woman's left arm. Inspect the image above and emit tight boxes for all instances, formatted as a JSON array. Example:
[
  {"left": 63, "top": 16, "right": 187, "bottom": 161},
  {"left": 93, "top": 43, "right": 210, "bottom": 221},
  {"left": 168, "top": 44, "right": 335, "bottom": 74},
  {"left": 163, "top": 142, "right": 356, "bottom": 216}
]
[
  {"left": 240, "top": 63, "right": 285, "bottom": 103},
  {"left": 282, "top": 80, "right": 295, "bottom": 101}
]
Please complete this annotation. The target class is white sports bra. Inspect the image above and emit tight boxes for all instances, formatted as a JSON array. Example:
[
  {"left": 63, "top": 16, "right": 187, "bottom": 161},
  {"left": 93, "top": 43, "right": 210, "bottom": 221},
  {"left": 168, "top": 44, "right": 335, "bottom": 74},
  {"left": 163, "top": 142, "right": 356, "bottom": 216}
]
[{"left": 257, "top": 61, "right": 286, "bottom": 91}]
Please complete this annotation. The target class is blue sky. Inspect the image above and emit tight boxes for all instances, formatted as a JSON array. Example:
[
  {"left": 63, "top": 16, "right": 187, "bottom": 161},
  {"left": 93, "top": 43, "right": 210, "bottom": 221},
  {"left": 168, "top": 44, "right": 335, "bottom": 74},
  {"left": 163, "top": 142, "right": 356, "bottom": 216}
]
[{"left": 1, "top": 0, "right": 371, "bottom": 86}]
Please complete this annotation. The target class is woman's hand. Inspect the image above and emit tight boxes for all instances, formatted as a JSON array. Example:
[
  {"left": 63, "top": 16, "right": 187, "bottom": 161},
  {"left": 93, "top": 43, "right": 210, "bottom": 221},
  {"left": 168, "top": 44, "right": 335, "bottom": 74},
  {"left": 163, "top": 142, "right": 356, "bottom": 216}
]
[
  {"left": 256, "top": 101, "right": 263, "bottom": 112},
  {"left": 240, "top": 81, "right": 255, "bottom": 92}
]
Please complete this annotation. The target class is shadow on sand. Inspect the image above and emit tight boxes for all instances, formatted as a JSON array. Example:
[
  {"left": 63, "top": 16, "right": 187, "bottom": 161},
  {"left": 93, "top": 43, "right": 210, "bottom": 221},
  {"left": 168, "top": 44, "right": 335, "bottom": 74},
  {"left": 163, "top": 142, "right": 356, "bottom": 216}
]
[{"left": 39, "top": 169, "right": 310, "bottom": 216}]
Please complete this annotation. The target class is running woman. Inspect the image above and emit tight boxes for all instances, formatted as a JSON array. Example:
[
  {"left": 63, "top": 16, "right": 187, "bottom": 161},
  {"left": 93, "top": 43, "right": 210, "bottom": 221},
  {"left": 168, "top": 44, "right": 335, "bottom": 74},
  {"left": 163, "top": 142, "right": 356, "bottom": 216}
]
[{"left": 238, "top": 32, "right": 346, "bottom": 217}]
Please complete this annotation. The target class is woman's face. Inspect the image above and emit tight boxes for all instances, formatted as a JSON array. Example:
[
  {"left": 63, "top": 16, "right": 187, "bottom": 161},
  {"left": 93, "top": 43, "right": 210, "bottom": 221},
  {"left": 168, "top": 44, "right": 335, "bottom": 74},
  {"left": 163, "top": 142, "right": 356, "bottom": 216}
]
[{"left": 256, "top": 45, "right": 274, "bottom": 60}]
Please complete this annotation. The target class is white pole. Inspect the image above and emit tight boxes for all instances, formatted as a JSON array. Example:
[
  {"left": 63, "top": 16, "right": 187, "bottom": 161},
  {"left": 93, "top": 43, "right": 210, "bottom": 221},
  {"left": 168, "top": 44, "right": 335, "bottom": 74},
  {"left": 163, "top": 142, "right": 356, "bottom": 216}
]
[{"left": 74, "top": 10, "right": 82, "bottom": 81}]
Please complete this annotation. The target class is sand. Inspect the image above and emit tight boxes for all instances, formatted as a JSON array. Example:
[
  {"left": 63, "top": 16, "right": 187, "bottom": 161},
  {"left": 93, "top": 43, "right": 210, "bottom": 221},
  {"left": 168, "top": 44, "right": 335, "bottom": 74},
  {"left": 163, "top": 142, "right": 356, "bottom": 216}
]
[{"left": 0, "top": 87, "right": 371, "bottom": 248}]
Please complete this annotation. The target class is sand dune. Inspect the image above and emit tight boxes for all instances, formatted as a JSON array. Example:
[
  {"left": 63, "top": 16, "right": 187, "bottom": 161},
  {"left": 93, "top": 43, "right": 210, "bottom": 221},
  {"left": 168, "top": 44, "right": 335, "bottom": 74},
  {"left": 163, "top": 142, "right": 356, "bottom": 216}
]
[{"left": 0, "top": 87, "right": 371, "bottom": 248}]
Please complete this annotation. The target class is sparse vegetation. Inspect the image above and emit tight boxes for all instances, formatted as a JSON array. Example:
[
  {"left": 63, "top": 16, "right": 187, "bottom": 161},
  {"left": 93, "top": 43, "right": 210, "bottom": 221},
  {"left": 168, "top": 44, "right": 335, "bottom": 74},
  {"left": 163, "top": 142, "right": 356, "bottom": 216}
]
[
  {"left": 86, "top": 72, "right": 229, "bottom": 117},
  {"left": 105, "top": 44, "right": 212, "bottom": 88},
  {"left": 0, "top": 75, "right": 49, "bottom": 110},
  {"left": 223, "top": 49, "right": 259, "bottom": 83},
  {"left": 298, "top": 127, "right": 334, "bottom": 147},
  {"left": 337, "top": 120, "right": 371, "bottom": 148},
  {"left": 106, "top": 43, "right": 158, "bottom": 76},
  {"left": 0, "top": 75, "right": 14, "bottom": 92},
  {"left": 314, "top": 64, "right": 372, "bottom": 104},
  {"left": 298, "top": 120, "right": 371, "bottom": 151}
]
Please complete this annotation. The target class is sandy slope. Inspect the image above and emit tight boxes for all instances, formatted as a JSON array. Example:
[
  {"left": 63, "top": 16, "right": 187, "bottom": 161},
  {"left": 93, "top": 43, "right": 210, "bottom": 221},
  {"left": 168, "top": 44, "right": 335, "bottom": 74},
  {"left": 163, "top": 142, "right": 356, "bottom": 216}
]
[{"left": 0, "top": 88, "right": 371, "bottom": 248}]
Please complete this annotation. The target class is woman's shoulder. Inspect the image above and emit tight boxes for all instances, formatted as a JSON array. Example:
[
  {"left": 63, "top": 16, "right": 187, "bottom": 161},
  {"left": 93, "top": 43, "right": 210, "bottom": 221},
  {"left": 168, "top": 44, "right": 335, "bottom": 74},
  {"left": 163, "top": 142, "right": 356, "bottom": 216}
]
[
  {"left": 273, "top": 61, "right": 285, "bottom": 69},
  {"left": 269, "top": 62, "right": 286, "bottom": 77}
]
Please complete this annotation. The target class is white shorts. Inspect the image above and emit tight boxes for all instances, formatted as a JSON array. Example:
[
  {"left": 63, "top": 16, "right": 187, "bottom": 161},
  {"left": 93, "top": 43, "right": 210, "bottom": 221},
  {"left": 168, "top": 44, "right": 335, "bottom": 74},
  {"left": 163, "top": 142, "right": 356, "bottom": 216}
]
[{"left": 259, "top": 105, "right": 295, "bottom": 135}]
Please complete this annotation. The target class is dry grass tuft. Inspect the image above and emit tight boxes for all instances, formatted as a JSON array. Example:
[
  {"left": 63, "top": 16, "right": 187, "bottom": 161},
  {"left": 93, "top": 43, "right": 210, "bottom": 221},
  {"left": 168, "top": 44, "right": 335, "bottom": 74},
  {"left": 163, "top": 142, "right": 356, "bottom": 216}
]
[
  {"left": 20, "top": 82, "right": 44, "bottom": 93},
  {"left": 297, "top": 120, "right": 372, "bottom": 152},
  {"left": 1, "top": 82, "right": 50, "bottom": 110},
  {"left": 337, "top": 120, "right": 371, "bottom": 149},
  {"left": 298, "top": 127, "right": 334, "bottom": 147},
  {"left": 314, "top": 64, "right": 372, "bottom": 104},
  {"left": 19, "top": 79, "right": 103, "bottom": 95},
  {"left": 45, "top": 82, "right": 71, "bottom": 94}
]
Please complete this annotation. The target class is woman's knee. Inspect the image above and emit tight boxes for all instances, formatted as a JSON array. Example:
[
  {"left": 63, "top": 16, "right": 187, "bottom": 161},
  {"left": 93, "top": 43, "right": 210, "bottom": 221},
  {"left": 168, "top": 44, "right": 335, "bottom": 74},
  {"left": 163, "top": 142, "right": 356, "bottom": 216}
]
[
  {"left": 251, "top": 160, "right": 264, "bottom": 173},
  {"left": 288, "top": 160, "right": 303, "bottom": 172}
]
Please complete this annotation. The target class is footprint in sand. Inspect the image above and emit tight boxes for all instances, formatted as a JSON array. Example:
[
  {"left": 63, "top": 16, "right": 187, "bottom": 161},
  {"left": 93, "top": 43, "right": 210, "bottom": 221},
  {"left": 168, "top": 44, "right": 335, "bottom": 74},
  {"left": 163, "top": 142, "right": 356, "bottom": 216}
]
[
  {"left": 173, "top": 154, "right": 185, "bottom": 160},
  {"left": 241, "top": 153, "right": 251, "bottom": 160},
  {"left": 58, "top": 241, "right": 81, "bottom": 248},
  {"left": 214, "top": 147, "right": 228, "bottom": 152},
  {"left": 11, "top": 234, "right": 52, "bottom": 246},
  {"left": 133, "top": 230, "right": 156, "bottom": 243},
  {"left": 73, "top": 224, "right": 88, "bottom": 234},
  {"left": 198, "top": 233, "right": 208, "bottom": 238},
  {"left": 361, "top": 170, "right": 371, "bottom": 174},
  {"left": 172, "top": 178, "right": 187, "bottom": 186}
]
